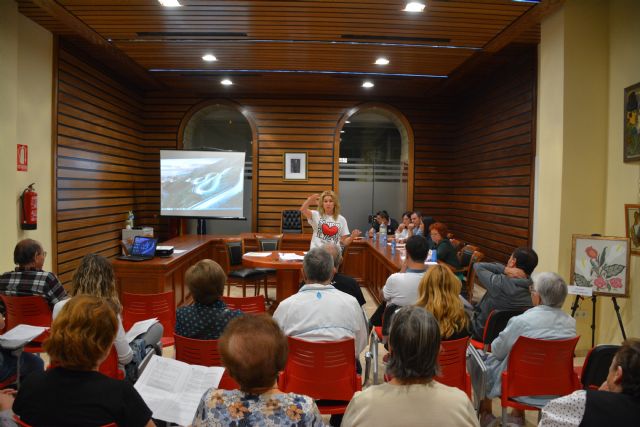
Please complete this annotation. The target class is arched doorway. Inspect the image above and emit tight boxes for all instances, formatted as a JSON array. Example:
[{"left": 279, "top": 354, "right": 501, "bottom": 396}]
[
  {"left": 178, "top": 100, "right": 257, "bottom": 233},
  {"left": 337, "top": 104, "right": 413, "bottom": 233}
]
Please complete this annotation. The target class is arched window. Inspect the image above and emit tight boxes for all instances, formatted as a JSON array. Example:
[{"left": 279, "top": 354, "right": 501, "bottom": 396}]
[
  {"left": 338, "top": 105, "right": 413, "bottom": 232},
  {"left": 179, "top": 101, "right": 255, "bottom": 233}
]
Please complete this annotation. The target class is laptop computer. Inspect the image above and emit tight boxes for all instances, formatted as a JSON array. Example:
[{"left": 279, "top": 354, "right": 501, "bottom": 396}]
[{"left": 118, "top": 236, "right": 158, "bottom": 262}]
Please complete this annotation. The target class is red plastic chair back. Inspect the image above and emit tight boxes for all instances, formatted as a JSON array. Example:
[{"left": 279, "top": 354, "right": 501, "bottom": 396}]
[
  {"left": 221, "top": 295, "right": 266, "bottom": 314},
  {"left": 174, "top": 333, "right": 239, "bottom": 389},
  {"left": 501, "top": 336, "right": 580, "bottom": 409},
  {"left": 435, "top": 337, "right": 471, "bottom": 398},
  {"left": 98, "top": 346, "right": 124, "bottom": 380},
  {"left": 1, "top": 295, "right": 51, "bottom": 329},
  {"left": 122, "top": 291, "right": 175, "bottom": 347},
  {"left": 279, "top": 337, "right": 361, "bottom": 402}
]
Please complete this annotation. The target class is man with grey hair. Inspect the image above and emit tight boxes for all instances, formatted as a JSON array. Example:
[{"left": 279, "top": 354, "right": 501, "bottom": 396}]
[
  {"left": 273, "top": 246, "right": 368, "bottom": 356},
  {"left": 324, "top": 244, "right": 366, "bottom": 306},
  {"left": 476, "top": 272, "right": 576, "bottom": 427}
]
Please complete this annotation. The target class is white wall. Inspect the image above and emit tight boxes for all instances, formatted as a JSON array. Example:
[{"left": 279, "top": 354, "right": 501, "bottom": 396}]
[{"left": 0, "top": 1, "right": 53, "bottom": 272}]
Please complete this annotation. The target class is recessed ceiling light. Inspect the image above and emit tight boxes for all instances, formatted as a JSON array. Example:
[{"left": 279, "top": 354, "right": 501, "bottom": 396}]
[
  {"left": 403, "top": 2, "right": 426, "bottom": 12},
  {"left": 345, "top": 120, "right": 351, "bottom": 124},
  {"left": 221, "top": 79, "right": 233, "bottom": 86},
  {"left": 202, "top": 54, "right": 217, "bottom": 62},
  {"left": 362, "top": 81, "right": 374, "bottom": 88},
  {"left": 375, "top": 57, "right": 390, "bottom": 65},
  {"left": 158, "top": 0, "right": 182, "bottom": 7},
  {"left": 340, "top": 130, "right": 345, "bottom": 133}
]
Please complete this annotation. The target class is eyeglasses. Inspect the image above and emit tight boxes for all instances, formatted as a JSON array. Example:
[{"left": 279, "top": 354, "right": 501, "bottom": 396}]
[{"left": 40, "top": 251, "right": 47, "bottom": 258}]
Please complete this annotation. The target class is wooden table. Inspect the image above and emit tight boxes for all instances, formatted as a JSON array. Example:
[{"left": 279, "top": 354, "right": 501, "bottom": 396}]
[{"left": 242, "top": 251, "right": 304, "bottom": 303}]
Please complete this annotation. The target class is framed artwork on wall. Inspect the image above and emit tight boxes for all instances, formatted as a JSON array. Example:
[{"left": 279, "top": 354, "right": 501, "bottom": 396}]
[
  {"left": 570, "top": 234, "right": 631, "bottom": 298},
  {"left": 625, "top": 204, "right": 640, "bottom": 255},
  {"left": 283, "top": 152, "right": 307, "bottom": 181},
  {"left": 624, "top": 82, "right": 640, "bottom": 162}
]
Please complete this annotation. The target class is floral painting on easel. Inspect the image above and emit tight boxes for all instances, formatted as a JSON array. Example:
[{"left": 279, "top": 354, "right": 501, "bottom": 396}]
[{"left": 571, "top": 235, "right": 631, "bottom": 298}]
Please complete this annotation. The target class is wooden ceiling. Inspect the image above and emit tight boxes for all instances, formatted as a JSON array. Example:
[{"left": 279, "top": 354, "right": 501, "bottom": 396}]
[{"left": 17, "top": 0, "right": 561, "bottom": 98}]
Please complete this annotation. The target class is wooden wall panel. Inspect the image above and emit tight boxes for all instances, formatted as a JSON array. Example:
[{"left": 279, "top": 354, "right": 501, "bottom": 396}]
[{"left": 55, "top": 43, "right": 146, "bottom": 284}]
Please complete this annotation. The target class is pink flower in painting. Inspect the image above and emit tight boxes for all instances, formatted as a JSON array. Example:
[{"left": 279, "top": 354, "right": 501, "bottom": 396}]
[
  {"left": 594, "top": 277, "right": 607, "bottom": 289},
  {"left": 610, "top": 278, "right": 623, "bottom": 288},
  {"left": 585, "top": 246, "right": 599, "bottom": 259}
]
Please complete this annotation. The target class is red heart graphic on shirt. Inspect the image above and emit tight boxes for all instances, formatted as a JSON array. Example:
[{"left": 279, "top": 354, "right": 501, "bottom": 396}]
[{"left": 322, "top": 224, "right": 339, "bottom": 236}]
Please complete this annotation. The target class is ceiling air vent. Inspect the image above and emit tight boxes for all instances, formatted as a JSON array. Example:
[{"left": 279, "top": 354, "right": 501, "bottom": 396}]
[{"left": 341, "top": 34, "right": 450, "bottom": 43}]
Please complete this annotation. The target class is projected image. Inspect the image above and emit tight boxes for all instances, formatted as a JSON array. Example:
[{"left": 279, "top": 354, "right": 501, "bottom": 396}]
[{"left": 161, "top": 152, "right": 245, "bottom": 218}]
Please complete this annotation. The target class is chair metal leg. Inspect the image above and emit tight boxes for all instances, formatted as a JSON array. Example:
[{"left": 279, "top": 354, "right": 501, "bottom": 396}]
[
  {"left": 502, "top": 407, "right": 507, "bottom": 426},
  {"left": 371, "top": 333, "right": 379, "bottom": 385}
]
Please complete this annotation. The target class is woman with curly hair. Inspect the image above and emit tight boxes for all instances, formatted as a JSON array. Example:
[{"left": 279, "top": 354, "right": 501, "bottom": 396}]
[
  {"left": 52, "top": 253, "right": 163, "bottom": 381},
  {"left": 415, "top": 264, "right": 469, "bottom": 340}
]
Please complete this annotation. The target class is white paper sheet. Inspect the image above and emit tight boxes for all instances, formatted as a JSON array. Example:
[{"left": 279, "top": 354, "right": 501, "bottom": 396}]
[
  {"left": 0, "top": 324, "right": 48, "bottom": 349},
  {"left": 135, "top": 355, "right": 224, "bottom": 426},
  {"left": 244, "top": 252, "right": 272, "bottom": 257},
  {"left": 125, "top": 318, "right": 158, "bottom": 343},
  {"left": 279, "top": 252, "right": 304, "bottom": 261}
]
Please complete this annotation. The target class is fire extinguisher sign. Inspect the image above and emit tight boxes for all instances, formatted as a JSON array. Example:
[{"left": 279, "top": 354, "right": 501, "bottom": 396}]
[{"left": 17, "top": 144, "right": 28, "bottom": 172}]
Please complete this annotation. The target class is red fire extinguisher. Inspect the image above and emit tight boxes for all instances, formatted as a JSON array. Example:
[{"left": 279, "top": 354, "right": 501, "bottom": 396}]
[{"left": 21, "top": 183, "right": 37, "bottom": 230}]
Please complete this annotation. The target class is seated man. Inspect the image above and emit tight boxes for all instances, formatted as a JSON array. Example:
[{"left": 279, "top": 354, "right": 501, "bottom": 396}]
[
  {"left": 539, "top": 338, "right": 640, "bottom": 427},
  {"left": 325, "top": 244, "right": 366, "bottom": 306},
  {"left": 470, "top": 247, "right": 538, "bottom": 341},
  {"left": 368, "top": 210, "right": 398, "bottom": 237},
  {"left": 0, "top": 239, "right": 67, "bottom": 314},
  {"left": 273, "top": 247, "right": 367, "bottom": 357},
  {"left": 477, "top": 272, "right": 576, "bottom": 427},
  {"left": 369, "top": 235, "right": 428, "bottom": 328}
]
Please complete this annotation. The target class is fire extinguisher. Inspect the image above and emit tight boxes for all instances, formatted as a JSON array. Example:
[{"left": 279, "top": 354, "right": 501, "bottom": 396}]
[{"left": 20, "top": 183, "right": 37, "bottom": 230}]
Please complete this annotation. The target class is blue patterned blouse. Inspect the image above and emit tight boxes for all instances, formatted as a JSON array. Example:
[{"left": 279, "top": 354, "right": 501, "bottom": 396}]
[
  {"left": 192, "top": 388, "right": 324, "bottom": 427},
  {"left": 175, "top": 300, "right": 243, "bottom": 340}
]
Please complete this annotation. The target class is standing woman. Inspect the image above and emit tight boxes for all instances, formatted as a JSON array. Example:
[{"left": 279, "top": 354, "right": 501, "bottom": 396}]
[{"left": 300, "top": 191, "right": 361, "bottom": 250}]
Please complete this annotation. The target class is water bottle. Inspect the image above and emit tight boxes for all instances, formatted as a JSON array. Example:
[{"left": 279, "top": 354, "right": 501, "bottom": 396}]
[
  {"left": 380, "top": 223, "right": 387, "bottom": 236},
  {"left": 372, "top": 232, "right": 377, "bottom": 242},
  {"left": 391, "top": 239, "right": 396, "bottom": 255},
  {"left": 431, "top": 249, "right": 438, "bottom": 262}
]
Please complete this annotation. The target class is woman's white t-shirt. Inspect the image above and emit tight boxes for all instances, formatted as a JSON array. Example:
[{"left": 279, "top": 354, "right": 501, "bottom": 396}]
[{"left": 308, "top": 210, "right": 350, "bottom": 249}]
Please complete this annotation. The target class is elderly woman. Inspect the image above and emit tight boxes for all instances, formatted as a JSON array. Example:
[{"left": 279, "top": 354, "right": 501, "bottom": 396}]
[
  {"left": 342, "top": 306, "right": 479, "bottom": 427},
  {"left": 13, "top": 295, "right": 154, "bottom": 426},
  {"left": 53, "top": 254, "right": 163, "bottom": 381},
  {"left": 415, "top": 264, "right": 469, "bottom": 341},
  {"left": 428, "top": 222, "right": 461, "bottom": 269},
  {"left": 478, "top": 272, "right": 577, "bottom": 427},
  {"left": 192, "top": 314, "right": 323, "bottom": 426},
  {"left": 539, "top": 338, "right": 640, "bottom": 426},
  {"left": 176, "top": 259, "right": 243, "bottom": 339}
]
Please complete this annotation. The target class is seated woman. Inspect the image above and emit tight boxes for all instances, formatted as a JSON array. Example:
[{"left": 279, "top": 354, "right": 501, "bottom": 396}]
[
  {"left": 192, "top": 314, "right": 323, "bottom": 426},
  {"left": 53, "top": 254, "right": 162, "bottom": 382},
  {"left": 415, "top": 264, "right": 469, "bottom": 341},
  {"left": 539, "top": 338, "right": 640, "bottom": 426},
  {"left": 394, "top": 211, "right": 413, "bottom": 241},
  {"left": 477, "top": 272, "right": 576, "bottom": 427},
  {"left": 13, "top": 295, "right": 154, "bottom": 426},
  {"left": 368, "top": 210, "right": 398, "bottom": 237},
  {"left": 428, "top": 222, "right": 461, "bottom": 269},
  {"left": 0, "top": 313, "right": 44, "bottom": 386},
  {"left": 342, "top": 306, "right": 479, "bottom": 427},
  {"left": 175, "top": 259, "right": 243, "bottom": 339}
]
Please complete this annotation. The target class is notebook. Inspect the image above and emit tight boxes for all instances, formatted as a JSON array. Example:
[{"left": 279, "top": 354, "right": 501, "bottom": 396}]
[{"left": 117, "top": 236, "right": 158, "bottom": 261}]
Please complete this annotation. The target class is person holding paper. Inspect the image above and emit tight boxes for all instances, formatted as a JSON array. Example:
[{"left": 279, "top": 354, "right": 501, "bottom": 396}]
[
  {"left": 12, "top": 295, "right": 154, "bottom": 426},
  {"left": 53, "top": 254, "right": 163, "bottom": 382},
  {"left": 176, "top": 259, "right": 243, "bottom": 340},
  {"left": 300, "top": 191, "right": 361, "bottom": 250},
  {"left": 0, "top": 313, "right": 44, "bottom": 385},
  {"left": 192, "top": 314, "right": 323, "bottom": 426}
]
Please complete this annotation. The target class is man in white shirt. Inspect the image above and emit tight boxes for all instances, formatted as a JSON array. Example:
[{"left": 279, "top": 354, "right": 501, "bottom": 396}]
[{"left": 273, "top": 246, "right": 368, "bottom": 356}]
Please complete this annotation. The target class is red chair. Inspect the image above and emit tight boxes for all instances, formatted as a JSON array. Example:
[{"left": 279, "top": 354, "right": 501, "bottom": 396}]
[
  {"left": 174, "top": 333, "right": 239, "bottom": 389},
  {"left": 98, "top": 347, "right": 125, "bottom": 380},
  {"left": 435, "top": 337, "right": 472, "bottom": 398},
  {"left": 122, "top": 291, "right": 175, "bottom": 347},
  {"left": 0, "top": 295, "right": 52, "bottom": 352},
  {"left": 221, "top": 295, "right": 266, "bottom": 314},
  {"left": 279, "top": 337, "right": 361, "bottom": 415},
  {"left": 501, "top": 336, "right": 581, "bottom": 424}
]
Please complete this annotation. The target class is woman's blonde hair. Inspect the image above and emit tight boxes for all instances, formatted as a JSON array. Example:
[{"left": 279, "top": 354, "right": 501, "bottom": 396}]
[
  {"left": 71, "top": 253, "right": 122, "bottom": 313},
  {"left": 318, "top": 190, "right": 340, "bottom": 220},
  {"left": 45, "top": 295, "right": 118, "bottom": 370},
  {"left": 415, "top": 264, "right": 468, "bottom": 339}
]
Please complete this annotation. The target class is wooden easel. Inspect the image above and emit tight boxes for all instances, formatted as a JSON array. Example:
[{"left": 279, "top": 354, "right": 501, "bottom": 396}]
[{"left": 570, "top": 294, "right": 627, "bottom": 347}]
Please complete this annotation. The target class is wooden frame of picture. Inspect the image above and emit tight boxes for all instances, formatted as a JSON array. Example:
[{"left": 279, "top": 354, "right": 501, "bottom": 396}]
[
  {"left": 570, "top": 234, "right": 631, "bottom": 298},
  {"left": 625, "top": 204, "right": 640, "bottom": 255},
  {"left": 283, "top": 152, "right": 308, "bottom": 181}
]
